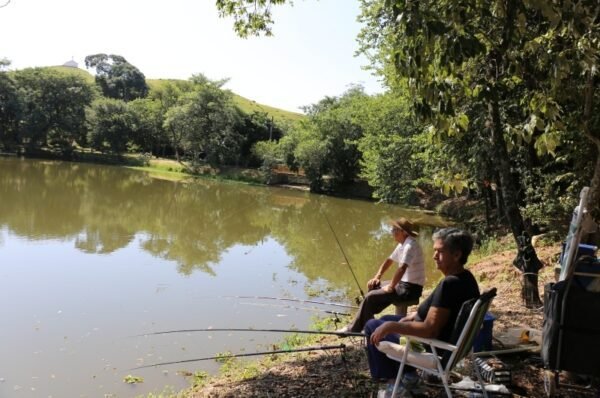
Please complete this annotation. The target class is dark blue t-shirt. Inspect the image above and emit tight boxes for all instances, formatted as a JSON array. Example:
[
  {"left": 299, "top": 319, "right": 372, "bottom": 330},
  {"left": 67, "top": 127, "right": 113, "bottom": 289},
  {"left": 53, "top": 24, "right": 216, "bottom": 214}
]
[{"left": 416, "top": 270, "right": 480, "bottom": 342}]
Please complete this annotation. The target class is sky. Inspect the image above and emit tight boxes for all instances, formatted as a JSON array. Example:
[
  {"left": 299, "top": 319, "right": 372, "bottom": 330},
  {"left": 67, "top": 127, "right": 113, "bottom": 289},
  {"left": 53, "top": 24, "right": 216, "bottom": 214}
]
[{"left": 0, "top": 0, "right": 384, "bottom": 113}]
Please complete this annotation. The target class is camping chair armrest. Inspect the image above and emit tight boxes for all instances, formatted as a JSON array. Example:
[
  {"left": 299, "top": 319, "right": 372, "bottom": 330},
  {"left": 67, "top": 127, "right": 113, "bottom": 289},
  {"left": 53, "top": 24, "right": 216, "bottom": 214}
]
[{"left": 405, "top": 335, "right": 457, "bottom": 351}]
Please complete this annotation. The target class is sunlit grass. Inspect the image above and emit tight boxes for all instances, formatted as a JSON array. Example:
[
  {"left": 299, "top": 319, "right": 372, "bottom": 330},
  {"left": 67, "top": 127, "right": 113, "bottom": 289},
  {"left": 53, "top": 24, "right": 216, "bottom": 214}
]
[{"left": 470, "top": 235, "right": 516, "bottom": 263}]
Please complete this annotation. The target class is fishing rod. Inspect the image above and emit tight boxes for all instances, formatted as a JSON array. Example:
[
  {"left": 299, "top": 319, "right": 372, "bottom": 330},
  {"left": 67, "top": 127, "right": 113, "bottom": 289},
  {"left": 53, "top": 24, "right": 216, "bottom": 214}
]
[
  {"left": 238, "top": 301, "right": 351, "bottom": 317},
  {"left": 133, "top": 343, "right": 347, "bottom": 369},
  {"left": 219, "top": 295, "right": 358, "bottom": 309},
  {"left": 322, "top": 211, "right": 365, "bottom": 300},
  {"left": 134, "top": 328, "right": 365, "bottom": 338}
]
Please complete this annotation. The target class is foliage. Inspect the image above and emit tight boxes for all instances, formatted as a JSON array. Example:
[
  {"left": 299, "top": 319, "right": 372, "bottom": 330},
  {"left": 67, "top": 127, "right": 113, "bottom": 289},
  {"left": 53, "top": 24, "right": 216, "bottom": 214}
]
[
  {"left": 87, "top": 98, "right": 135, "bottom": 155},
  {"left": 191, "top": 371, "right": 209, "bottom": 388},
  {"left": 13, "top": 67, "right": 95, "bottom": 153},
  {"left": 128, "top": 98, "right": 167, "bottom": 154},
  {"left": 0, "top": 59, "right": 20, "bottom": 150},
  {"left": 238, "top": 111, "right": 283, "bottom": 167},
  {"left": 293, "top": 125, "right": 329, "bottom": 192},
  {"left": 356, "top": 91, "right": 425, "bottom": 203},
  {"left": 123, "top": 374, "right": 144, "bottom": 384},
  {"left": 215, "top": 0, "right": 289, "bottom": 37},
  {"left": 163, "top": 78, "right": 243, "bottom": 166},
  {"left": 255, "top": 86, "right": 368, "bottom": 192},
  {"left": 252, "top": 139, "right": 280, "bottom": 182},
  {"left": 84, "top": 53, "right": 149, "bottom": 101}
]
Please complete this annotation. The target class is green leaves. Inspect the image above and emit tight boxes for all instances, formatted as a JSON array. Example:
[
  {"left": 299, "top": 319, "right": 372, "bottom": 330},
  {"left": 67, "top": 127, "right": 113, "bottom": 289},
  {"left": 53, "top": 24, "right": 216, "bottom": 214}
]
[
  {"left": 84, "top": 54, "right": 148, "bottom": 101},
  {"left": 215, "top": 0, "right": 290, "bottom": 37},
  {"left": 123, "top": 374, "right": 144, "bottom": 384}
]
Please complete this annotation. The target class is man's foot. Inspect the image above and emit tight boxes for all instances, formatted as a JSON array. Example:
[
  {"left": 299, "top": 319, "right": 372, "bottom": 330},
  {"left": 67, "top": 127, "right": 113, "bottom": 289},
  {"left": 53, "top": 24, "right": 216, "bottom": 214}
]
[
  {"left": 376, "top": 382, "right": 412, "bottom": 398},
  {"left": 335, "top": 325, "right": 351, "bottom": 336},
  {"left": 401, "top": 371, "right": 421, "bottom": 389}
]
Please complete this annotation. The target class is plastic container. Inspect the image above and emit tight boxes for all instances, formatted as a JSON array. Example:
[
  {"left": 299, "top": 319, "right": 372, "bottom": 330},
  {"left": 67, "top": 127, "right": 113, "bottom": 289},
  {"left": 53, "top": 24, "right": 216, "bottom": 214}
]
[
  {"left": 574, "top": 256, "right": 600, "bottom": 291},
  {"left": 473, "top": 312, "right": 495, "bottom": 352},
  {"left": 560, "top": 243, "right": 598, "bottom": 264}
]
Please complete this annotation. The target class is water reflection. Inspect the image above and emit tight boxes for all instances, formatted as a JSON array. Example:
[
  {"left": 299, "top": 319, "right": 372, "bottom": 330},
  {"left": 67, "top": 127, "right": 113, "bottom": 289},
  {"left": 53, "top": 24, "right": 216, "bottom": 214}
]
[
  {"left": 0, "top": 157, "right": 450, "bottom": 397},
  {"left": 0, "top": 157, "right": 448, "bottom": 289}
]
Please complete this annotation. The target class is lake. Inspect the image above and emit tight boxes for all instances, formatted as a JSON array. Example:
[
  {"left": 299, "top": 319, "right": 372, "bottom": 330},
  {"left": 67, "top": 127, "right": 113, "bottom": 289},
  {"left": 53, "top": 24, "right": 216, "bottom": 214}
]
[{"left": 0, "top": 157, "right": 448, "bottom": 397}]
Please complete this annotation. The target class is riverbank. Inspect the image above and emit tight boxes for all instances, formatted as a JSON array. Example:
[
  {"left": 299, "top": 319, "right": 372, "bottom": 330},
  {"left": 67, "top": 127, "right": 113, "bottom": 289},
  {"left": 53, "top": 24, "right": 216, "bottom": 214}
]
[{"left": 179, "top": 239, "right": 598, "bottom": 398}]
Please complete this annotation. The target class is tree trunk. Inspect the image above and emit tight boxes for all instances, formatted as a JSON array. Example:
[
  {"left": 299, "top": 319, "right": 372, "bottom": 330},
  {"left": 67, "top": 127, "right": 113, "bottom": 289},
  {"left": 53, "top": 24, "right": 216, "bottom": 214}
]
[
  {"left": 582, "top": 69, "right": 600, "bottom": 222},
  {"left": 493, "top": 175, "right": 505, "bottom": 223},
  {"left": 482, "top": 182, "right": 492, "bottom": 232},
  {"left": 589, "top": 153, "right": 600, "bottom": 222},
  {"left": 488, "top": 94, "right": 543, "bottom": 308}
]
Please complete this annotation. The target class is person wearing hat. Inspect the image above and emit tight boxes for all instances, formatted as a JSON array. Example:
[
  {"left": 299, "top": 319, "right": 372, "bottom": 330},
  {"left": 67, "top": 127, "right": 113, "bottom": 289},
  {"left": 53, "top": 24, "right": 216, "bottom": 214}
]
[{"left": 337, "top": 217, "right": 425, "bottom": 334}]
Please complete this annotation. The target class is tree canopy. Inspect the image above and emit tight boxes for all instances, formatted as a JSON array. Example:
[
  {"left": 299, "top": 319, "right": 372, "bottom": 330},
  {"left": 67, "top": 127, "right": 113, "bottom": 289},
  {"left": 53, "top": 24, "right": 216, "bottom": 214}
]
[{"left": 84, "top": 54, "right": 149, "bottom": 101}]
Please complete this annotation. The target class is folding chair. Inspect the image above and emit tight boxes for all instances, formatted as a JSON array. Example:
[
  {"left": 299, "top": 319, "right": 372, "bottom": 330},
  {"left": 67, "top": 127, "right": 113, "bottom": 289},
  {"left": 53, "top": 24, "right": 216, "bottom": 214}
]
[{"left": 377, "top": 288, "right": 497, "bottom": 397}]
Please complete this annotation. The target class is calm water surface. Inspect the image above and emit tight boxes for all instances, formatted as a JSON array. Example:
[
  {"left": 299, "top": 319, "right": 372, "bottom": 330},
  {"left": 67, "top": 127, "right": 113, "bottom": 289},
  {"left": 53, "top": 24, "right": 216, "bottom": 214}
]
[{"left": 0, "top": 157, "right": 449, "bottom": 397}]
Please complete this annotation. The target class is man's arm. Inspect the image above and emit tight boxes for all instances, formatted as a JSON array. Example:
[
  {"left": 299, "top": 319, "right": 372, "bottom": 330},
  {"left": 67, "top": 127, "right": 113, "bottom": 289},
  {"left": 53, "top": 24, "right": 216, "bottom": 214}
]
[
  {"left": 382, "top": 263, "right": 408, "bottom": 293},
  {"left": 370, "top": 306, "right": 450, "bottom": 345}
]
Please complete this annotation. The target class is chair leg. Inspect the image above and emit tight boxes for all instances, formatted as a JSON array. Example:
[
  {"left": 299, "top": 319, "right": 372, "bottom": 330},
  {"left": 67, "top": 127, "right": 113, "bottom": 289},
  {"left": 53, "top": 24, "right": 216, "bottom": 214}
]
[
  {"left": 439, "top": 372, "right": 453, "bottom": 398},
  {"left": 472, "top": 356, "right": 489, "bottom": 398},
  {"left": 391, "top": 361, "right": 406, "bottom": 397}
]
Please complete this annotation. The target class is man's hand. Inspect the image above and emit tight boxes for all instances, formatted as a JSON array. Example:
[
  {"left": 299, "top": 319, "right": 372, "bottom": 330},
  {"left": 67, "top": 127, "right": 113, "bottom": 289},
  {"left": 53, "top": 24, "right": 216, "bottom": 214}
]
[
  {"left": 367, "top": 278, "right": 381, "bottom": 290},
  {"left": 370, "top": 321, "right": 397, "bottom": 346},
  {"left": 400, "top": 312, "right": 417, "bottom": 322}
]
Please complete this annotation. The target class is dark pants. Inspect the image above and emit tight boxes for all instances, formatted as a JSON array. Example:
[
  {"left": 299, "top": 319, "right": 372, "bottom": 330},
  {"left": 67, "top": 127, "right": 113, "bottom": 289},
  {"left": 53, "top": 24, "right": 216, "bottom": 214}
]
[
  {"left": 346, "top": 281, "right": 422, "bottom": 332},
  {"left": 365, "top": 315, "right": 416, "bottom": 380}
]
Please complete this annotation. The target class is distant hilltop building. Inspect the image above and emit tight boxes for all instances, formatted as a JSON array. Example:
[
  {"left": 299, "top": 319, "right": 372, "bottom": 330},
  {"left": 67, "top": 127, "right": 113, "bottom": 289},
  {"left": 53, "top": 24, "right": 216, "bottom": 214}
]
[{"left": 62, "top": 59, "right": 78, "bottom": 68}]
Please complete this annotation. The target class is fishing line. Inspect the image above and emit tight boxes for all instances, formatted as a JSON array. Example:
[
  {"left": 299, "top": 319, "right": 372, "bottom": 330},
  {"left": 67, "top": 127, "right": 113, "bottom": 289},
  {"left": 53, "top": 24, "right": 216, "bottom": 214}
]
[
  {"left": 132, "top": 343, "right": 347, "bottom": 369},
  {"left": 133, "top": 327, "right": 364, "bottom": 338},
  {"left": 237, "top": 301, "right": 351, "bottom": 316},
  {"left": 322, "top": 210, "right": 365, "bottom": 300},
  {"left": 217, "top": 295, "right": 358, "bottom": 309}
]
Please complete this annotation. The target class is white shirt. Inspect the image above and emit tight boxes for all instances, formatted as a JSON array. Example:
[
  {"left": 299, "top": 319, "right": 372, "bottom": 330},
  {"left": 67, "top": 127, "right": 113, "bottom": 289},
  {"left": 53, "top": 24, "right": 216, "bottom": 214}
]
[{"left": 389, "top": 236, "right": 426, "bottom": 286}]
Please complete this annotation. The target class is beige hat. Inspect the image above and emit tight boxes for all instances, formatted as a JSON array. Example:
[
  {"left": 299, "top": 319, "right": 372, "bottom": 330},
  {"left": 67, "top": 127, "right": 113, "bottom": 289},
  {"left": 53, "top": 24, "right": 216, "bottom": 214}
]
[{"left": 390, "top": 217, "right": 419, "bottom": 237}]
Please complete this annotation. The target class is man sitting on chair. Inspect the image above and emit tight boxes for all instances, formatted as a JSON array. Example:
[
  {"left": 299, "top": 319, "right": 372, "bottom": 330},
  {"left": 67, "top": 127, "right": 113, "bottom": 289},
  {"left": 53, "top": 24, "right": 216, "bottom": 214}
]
[
  {"left": 338, "top": 217, "right": 425, "bottom": 334},
  {"left": 367, "top": 228, "right": 480, "bottom": 396}
]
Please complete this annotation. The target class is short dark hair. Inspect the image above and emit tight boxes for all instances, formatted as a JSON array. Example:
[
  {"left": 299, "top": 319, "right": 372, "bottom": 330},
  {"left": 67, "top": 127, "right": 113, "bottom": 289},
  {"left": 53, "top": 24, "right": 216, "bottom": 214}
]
[{"left": 432, "top": 228, "right": 473, "bottom": 265}]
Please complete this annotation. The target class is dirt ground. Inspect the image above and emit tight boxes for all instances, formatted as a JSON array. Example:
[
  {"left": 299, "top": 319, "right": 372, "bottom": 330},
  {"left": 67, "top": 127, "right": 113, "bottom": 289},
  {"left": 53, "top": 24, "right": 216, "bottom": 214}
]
[{"left": 190, "top": 243, "right": 599, "bottom": 398}]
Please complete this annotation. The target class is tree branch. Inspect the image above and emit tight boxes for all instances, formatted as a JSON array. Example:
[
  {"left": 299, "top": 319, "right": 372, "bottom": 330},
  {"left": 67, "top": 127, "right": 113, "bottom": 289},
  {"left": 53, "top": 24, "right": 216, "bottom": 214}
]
[
  {"left": 583, "top": 69, "right": 600, "bottom": 148},
  {"left": 0, "top": 0, "right": 10, "bottom": 8}
]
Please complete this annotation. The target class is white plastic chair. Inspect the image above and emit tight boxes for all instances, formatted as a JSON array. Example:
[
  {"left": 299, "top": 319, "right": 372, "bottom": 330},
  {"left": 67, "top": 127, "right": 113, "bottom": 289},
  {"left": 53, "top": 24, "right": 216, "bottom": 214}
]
[{"left": 377, "top": 288, "right": 497, "bottom": 397}]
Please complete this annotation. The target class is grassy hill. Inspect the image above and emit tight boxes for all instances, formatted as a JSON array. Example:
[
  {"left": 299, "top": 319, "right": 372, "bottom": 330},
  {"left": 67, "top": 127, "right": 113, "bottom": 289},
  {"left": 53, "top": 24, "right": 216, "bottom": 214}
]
[
  {"left": 35, "top": 67, "right": 304, "bottom": 126},
  {"left": 231, "top": 94, "right": 305, "bottom": 125},
  {"left": 147, "top": 78, "right": 304, "bottom": 125}
]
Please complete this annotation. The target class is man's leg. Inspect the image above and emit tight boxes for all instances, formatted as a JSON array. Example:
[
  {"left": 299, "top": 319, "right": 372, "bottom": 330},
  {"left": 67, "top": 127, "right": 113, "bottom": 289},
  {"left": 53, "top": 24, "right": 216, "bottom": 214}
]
[
  {"left": 365, "top": 316, "right": 419, "bottom": 385},
  {"left": 364, "top": 316, "right": 402, "bottom": 380},
  {"left": 345, "top": 287, "right": 400, "bottom": 332}
]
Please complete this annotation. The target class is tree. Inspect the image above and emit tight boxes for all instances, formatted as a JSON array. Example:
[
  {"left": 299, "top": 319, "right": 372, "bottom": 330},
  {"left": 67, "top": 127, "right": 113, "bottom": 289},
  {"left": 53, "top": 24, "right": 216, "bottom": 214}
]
[
  {"left": 216, "top": 1, "right": 600, "bottom": 308},
  {"left": 84, "top": 54, "right": 148, "bottom": 101},
  {"left": 13, "top": 67, "right": 94, "bottom": 154},
  {"left": 163, "top": 79, "right": 242, "bottom": 166},
  {"left": 0, "top": 59, "right": 21, "bottom": 150},
  {"left": 215, "top": 0, "right": 599, "bottom": 308},
  {"left": 356, "top": 0, "right": 559, "bottom": 306},
  {"left": 215, "top": 0, "right": 288, "bottom": 37},
  {"left": 306, "top": 86, "right": 366, "bottom": 188},
  {"left": 254, "top": 89, "right": 366, "bottom": 193},
  {"left": 129, "top": 98, "right": 167, "bottom": 155},
  {"left": 524, "top": 1, "right": 600, "bottom": 221},
  {"left": 87, "top": 98, "right": 135, "bottom": 155},
  {"left": 238, "top": 111, "right": 283, "bottom": 167},
  {"left": 357, "top": 92, "right": 425, "bottom": 203}
]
